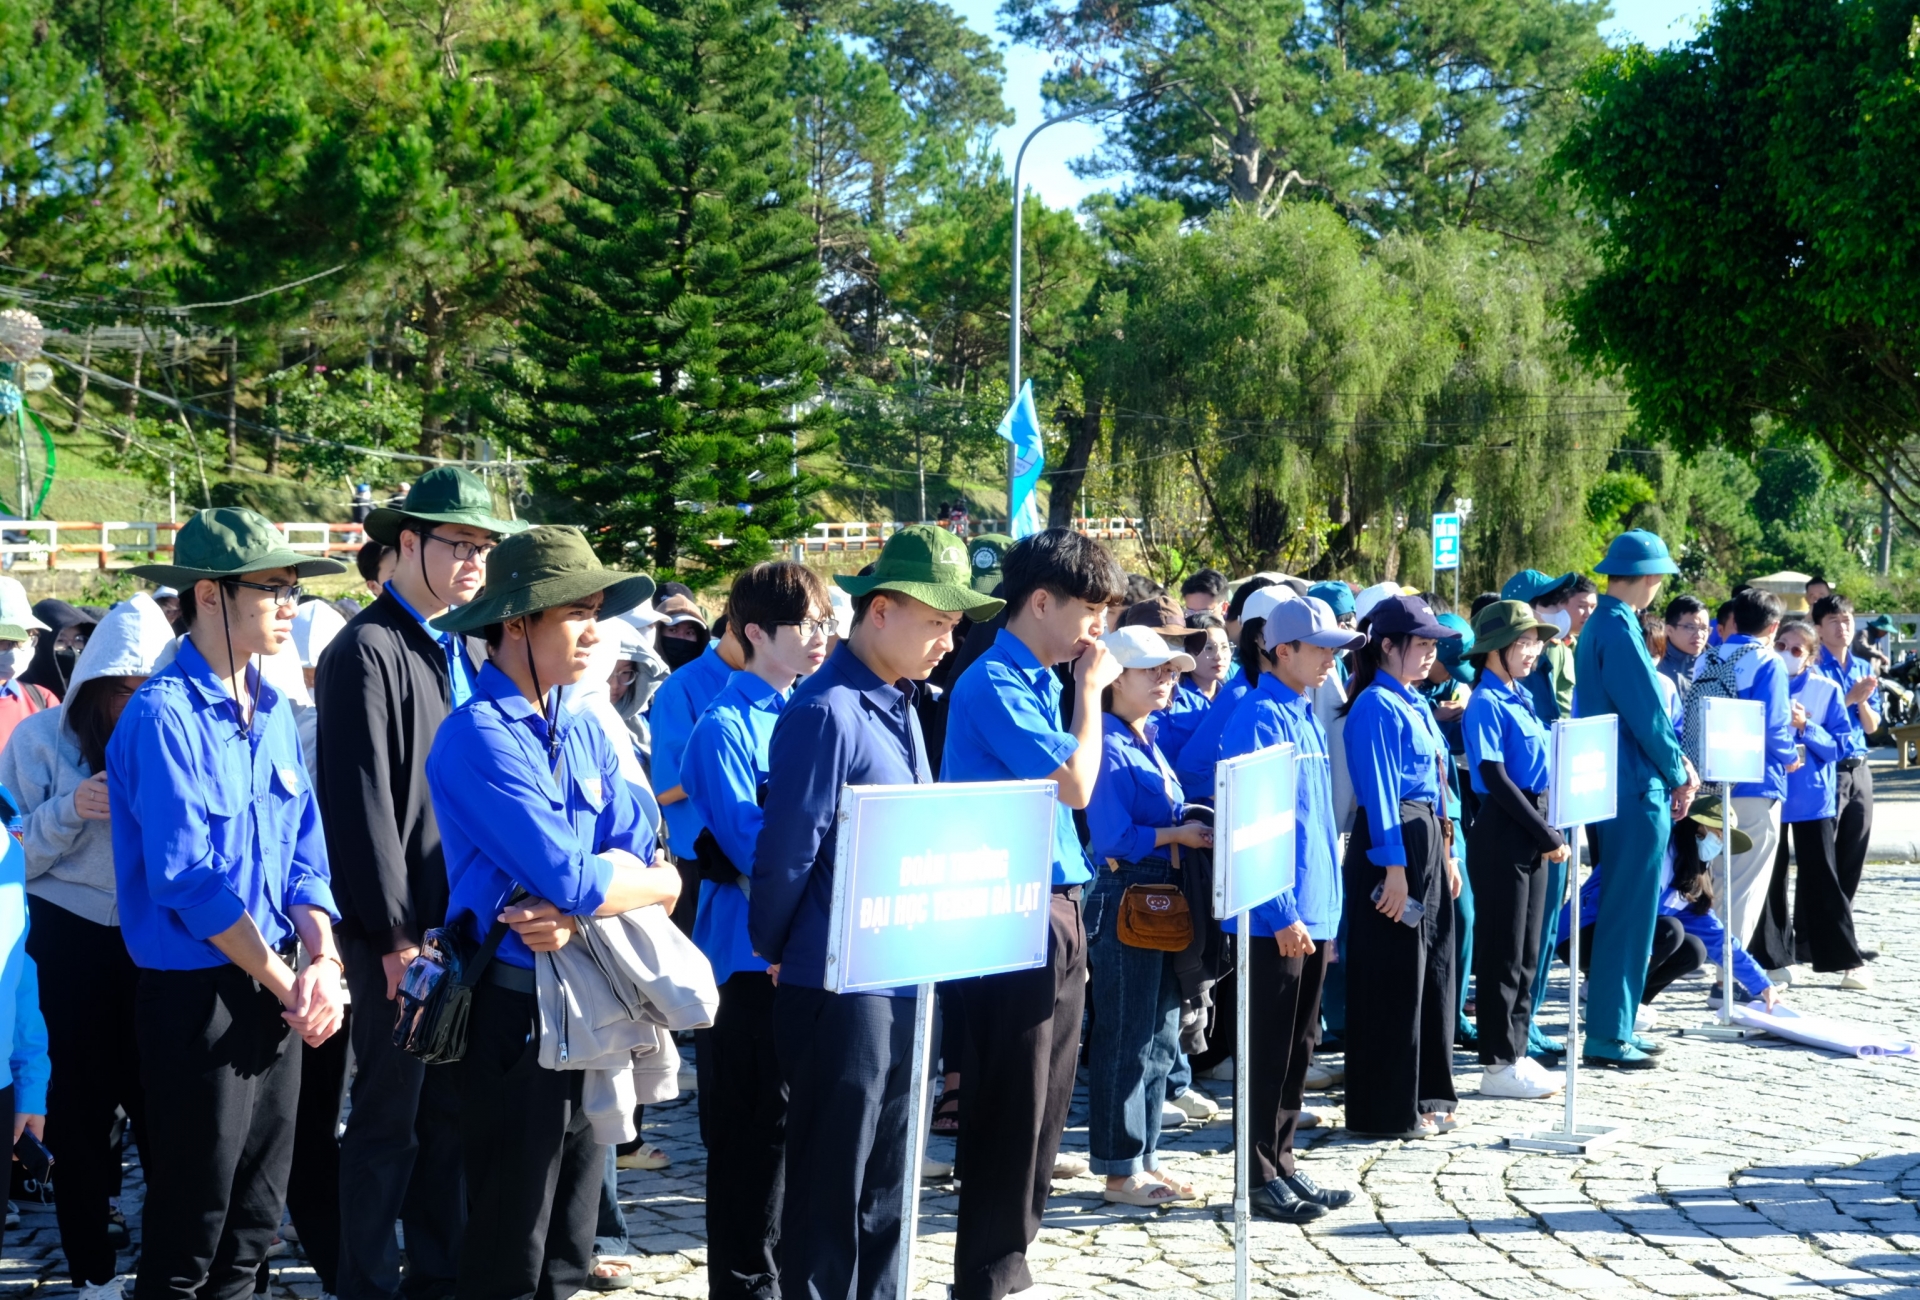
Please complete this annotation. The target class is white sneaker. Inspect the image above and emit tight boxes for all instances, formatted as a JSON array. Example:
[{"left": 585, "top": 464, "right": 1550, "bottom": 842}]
[
  {"left": 1167, "top": 1090, "right": 1219, "bottom": 1122},
  {"left": 1201, "top": 1058, "right": 1234, "bottom": 1081},
  {"left": 1305, "top": 1062, "right": 1345, "bottom": 1090},
  {"left": 1634, "top": 1004, "right": 1658, "bottom": 1033},
  {"left": 1766, "top": 966, "right": 1794, "bottom": 987},
  {"left": 1514, "top": 1057, "right": 1565, "bottom": 1092},
  {"left": 1160, "top": 1100, "right": 1188, "bottom": 1129},
  {"left": 1479, "top": 1063, "right": 1558, "bottom": 1099},
  {"left": 1051, "top": 1152, "right": 1090, "bottom": 1180},
  {"left": 78, "top": 1280, "right": 125, "bottom": 1300},
  {"left": 1841, "top": 968, "right": 1874, "bottom": 990}
]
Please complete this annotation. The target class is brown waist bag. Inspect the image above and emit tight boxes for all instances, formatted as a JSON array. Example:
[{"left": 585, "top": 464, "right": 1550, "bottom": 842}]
[{"left": 1116, "top": 882, "right": 1192, "bottom": 951}]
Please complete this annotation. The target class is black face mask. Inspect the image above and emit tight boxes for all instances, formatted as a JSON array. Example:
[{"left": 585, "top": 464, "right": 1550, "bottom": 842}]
[
  {"left": 53, "top": 646, "right": 79, "bottom": 687},
  {"left": 659, "top": 635, "right": 706, "bottom": 672}
]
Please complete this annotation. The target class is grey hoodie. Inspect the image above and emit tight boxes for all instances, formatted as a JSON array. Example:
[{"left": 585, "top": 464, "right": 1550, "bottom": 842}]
[{"left": 0, "top": 592, "right": 176, "bottom": 926}]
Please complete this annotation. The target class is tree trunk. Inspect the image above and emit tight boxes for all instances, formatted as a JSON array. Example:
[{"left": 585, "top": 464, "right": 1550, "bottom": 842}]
[
  {"left": 1048, "top": 394, "right": 1102, "bottom": 529},
  {"left": 417, "top": 284, "right": 449, "bottom": 460}
]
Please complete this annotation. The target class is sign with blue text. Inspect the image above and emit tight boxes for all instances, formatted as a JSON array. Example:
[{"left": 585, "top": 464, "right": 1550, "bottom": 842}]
[
  {"left": 1548, "top": 714, "right": 1619, "bottom": 829},
  {"left": 1431, "top": 513, "right": 1461, "bottom": 572},
  {"left": 824, "top": 781, "right": 1057, "bottom": 993},
  {"left": 1212, "top": 743, "right": 1297, "bottom": 919},
  {"left": 1700, "top": 696, "right": 1767, "bottom": 786}
]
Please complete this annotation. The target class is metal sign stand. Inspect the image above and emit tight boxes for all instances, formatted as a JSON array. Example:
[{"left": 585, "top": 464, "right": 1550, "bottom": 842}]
[
  {"left": 1678, "top": 784, "right": 1766, "bottom": 1042},
  {"left": 1232, "top": 913, "right": 1250, "bottom": 1300},
  {"left": 894, "top": 981, "right": 937, "bottom": 1299}
]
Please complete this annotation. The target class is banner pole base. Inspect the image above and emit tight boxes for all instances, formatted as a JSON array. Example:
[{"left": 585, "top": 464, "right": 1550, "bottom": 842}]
[
  {"left": 1506, "top": 1122, "right": 1632, "bottom": 1155},
  {"left": 1677, "top": 1022, "right": 1769, "bottom": 1041}
]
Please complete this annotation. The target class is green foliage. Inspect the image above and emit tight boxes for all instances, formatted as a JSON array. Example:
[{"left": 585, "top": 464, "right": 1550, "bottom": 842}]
[{"left": 266, "top": 367, "right": 422, "bottom": 483}]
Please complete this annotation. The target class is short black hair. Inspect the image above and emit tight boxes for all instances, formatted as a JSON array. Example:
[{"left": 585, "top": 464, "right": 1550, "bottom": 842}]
[
  {"left": 1419, "top": 590, "right": 1451, "bottom": 615},
  {"left": 1124, "top": 573, "right": 1162, "bottom": 605},
  {"left": 1805, "top": 575, "right": 1829, "bottom": 590},
  {"left": 1570, "top": 574, "right": 1597, "bottom": 595},
  {"left": 1468, "top": 592, "right": 1500, "bottom": 617},
  {"left": 356, "top": 541, "right": 390, "bottom": 583},
  {"left": 1716, "top": 599, "right": 1736, "bottom": 624},
  {"left": 1001, "top": 528, "right": 1126, "bottom": 619},
  {"left": 1730, "top": 588, "right": 1784, "bottom": 635},
  {"left": 658, "top": 581, "right": 695, "bottom": 602},
  {"left": 1224, "top": 575, "right": 1274, "bottom": 622},
  {"left": 728, "top": 561, "right": 830, "bottom": 662},
  {"left": 1809, "top": 594, "right": 1853, "bottom": 624},
  {"left": 1181, "top": 568, "right": 1228, "bottom": 599},
  {"left": 1185, "top": 611, "right": 1225, "bottom": 632},
  {"left": 1664, "top": 594, "right": 1707, "bottom": 624}
]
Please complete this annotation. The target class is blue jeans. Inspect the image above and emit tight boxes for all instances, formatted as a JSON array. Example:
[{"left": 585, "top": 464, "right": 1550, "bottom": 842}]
[{"left": 1085, "top": 862, "right": 1182, "bottom": 1177}]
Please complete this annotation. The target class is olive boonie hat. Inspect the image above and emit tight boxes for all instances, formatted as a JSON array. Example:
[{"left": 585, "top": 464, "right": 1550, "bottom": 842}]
[
  {"left": 1867, "top": 614, "right": 1899, "bottom": 634},
  {"left": 834, "top": 525, "right": 1005, "bottom": 618},
  {"left": 365, "top": 466, "right": 527, "bottom": 545},
  {"left": 968, "top": 533, "right": 1012, "bottom": 595},
  {"left": 131, "top": 507, "right": 347, "bottom": 587},
  {"left": 1470, "top": 599, "right": 1557, "bottom": 658},
  {"left": 431, "top": 525, "right": 655, "bottom": 634},
  {"left": 1685, "top": 794, "right": 1753, "bottom": 855}
]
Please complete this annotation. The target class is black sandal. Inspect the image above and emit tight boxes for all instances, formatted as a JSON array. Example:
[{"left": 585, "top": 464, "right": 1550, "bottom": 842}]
[{"left": 930, "top": 1088, "right": 962, "bottom": 1135}]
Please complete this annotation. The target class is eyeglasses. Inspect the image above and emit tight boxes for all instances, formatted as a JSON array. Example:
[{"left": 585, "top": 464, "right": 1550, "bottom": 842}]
[
  {"left": 423, "top": 532, "right": 496, "bottom": 563},
  {"left": 777, "top": 619, "right": 837, "bottom": 641},
  {"left": 1669, "top": 620, "right": 1710, "bottom": 634},
  {"left": 1776, "top": 643, "right": 1807, "bottom": 658},
  {"left": 225, "top": 579, "right": 305, "bottom": 608}
]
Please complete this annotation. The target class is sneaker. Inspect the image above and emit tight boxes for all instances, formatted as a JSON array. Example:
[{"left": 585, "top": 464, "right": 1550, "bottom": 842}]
[
  {"left": 1051, "top": 1152, "right": 1090, "bottom": 1181},
  {"left": 1766, "top": 966, "right": 1794, "bottom": 987},
  {"left": 1298, "top": 1108, "right": 1323, "bottom": 1130},
  {"left": 1304, "top": 1062, "right": 1344, "bottom": 1090},
  {"left": 78, "top": 1280, "right": 126, "bottom": 1300},
  {"left": 1480, "top": 1063, "right": 1557, "bottom": 1099},
  {"left": 1200, "top": 1058, "right": 1234, "bottom": 1081},
  {"left": 615, "top": 1143, "right": 671, "bottom": 1171},
  {"left": 1841, "top": 968, "right": 1874, "bottom": 990},
  {"left": 922, "top": 1156, "right": 956, "bottom": 1180},
  {"left": 1249, "top": 1179, "right": 1326, "bottom": 1223},
  {"left": 1160, "top": 1100, "right": 1188, "bottom": 1129},
  {"left": 1634, "top": 1004, "right": 1658, "bottom": 1033},
  {"left": 1167, "top": 1090, "right": 1219, "bottom": 1122},
  {"left": 1706, "top": 983, "right": 1755, "bottom": 1009},
  {"left": 1513, "top": 1057, "right": 1564, "bottom": 1092},
  {"left": 1283, "top": 1170, "right": 1354, "bottom": 1209}
]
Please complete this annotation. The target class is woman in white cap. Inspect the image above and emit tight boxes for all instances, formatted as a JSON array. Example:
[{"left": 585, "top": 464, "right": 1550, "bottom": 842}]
[{"left": 1082, "top": 625, "right": 1213, "bottom": 1207}]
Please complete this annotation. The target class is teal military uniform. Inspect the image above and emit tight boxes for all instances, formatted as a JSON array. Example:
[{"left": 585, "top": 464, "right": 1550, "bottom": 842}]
[{"left": 1572, "top": 532, "right": 1690, "bottom": 1061}]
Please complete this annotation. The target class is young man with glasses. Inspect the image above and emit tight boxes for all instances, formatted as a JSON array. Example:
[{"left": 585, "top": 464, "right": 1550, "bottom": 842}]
[
  {"left": 1660, "top": 595, "right": 1712, "bottom": 688},
  {"left": 109, "top": 508, "right": 348, "bottom": 1300},
  {"left": 680, "top": 561, "right": 833, "bottom": 1300},
  {"left": 314, "top": 467, "right": 525, "bottom": 1300}
]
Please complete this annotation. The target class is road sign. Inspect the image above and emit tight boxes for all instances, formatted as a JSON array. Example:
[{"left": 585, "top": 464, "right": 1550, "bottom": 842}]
[
  {"left": 1548, "top": 714, "right": 1619, "bottom": 829},
  {"left": 1432, "top": 513, "right": 1460, "bottom": 571},
  {"left": 1700, "top": 696, "right": 1767, "bottom": 785},
  {"left": 1211, "top": 742, "right": 1297, "bottom": 920}
]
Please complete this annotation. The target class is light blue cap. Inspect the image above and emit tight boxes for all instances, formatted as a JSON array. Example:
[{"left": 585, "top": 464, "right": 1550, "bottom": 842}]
[{"left": 1593, "top": 529, "right": 1679, "bottom": 576}]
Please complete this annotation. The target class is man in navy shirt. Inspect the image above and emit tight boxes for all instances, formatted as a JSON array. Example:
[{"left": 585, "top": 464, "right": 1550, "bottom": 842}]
[
  {"left": 750, "top": 526, "right": 1002, "bottom": 1300},
  {"left": 941, "top": 528, "right": 1124, "bottom": 1300}
]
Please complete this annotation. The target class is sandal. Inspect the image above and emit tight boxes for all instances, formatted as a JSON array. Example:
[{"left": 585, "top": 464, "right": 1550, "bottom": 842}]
[
  {"left": 1148, "top": 1169, "right": 1198, "bottom": 1200},
  {"left": 614, "top": 1143, "right": 670, "bottom": 1171},
  {"left": 1103, "top": 1174, "right": 1180, "bottom": 1207},
  {"left": 588, "top": 1256, "right": 642, "bottom": 1291},
  {"left": 930, "top": 1087, "right": 962, "bottom": 1135}
]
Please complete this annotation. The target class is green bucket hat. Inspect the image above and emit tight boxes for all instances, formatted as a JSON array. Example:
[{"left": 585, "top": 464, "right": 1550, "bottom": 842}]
[
  {"left": 1470, "top": 599, "right": 1557, "bottom": 658},
  {"left": 834, "top": 525, "right": 1006, "bottom": 617},
  {"left": 968, "top": 533, "right": 1013, "bottom": 596},
  {"left": 131, "top": 507, "right": 348, "bottom": 587},
  {"left": 365, "top": 467, "right": 526, "bottom": 545},
  {"left": 431, "top": 525, "right": 655, "bottom": 634}
]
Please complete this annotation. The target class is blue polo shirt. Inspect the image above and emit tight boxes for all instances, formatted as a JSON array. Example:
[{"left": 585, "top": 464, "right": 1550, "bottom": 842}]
[
  {"left": 1461, "top": 674, "right": 1552, "bottom": 795},
  {"left": 1173, "top": 673, "right": 1254, "bottom": 798},
  {"left": 1148, "top": 679, "right": 1214, "bottom": 769},
  {"left": 1722, "top": 634, "right": 1796, "bottom": 802},
  {"left": 1783, "top": 669, "right": 1846, "bottom": 824},
  {"left": 107, "top": 637, "right": 338, "bottom": 971},
  {"left": 649, "top": 644, "right": 734, "bottom": 856},
  {"left": 1813, "top": 646, "right": 1879, "bottom": 761},
  {"left": 750, "top": 643, "right": 930, "bottom": 996},
  {"left": 1344, "top": 674, "right": 1448, "bottom": 868},
  {"left": 427, "top": 662, "right": 654, "bottom": 970},
  {"left": 1219, "top": 673, "right": 1342, "bottom": 939},
  {"left": 681, "top": 669, "right": 782, "bottom": 985},
  {"left": 1085, "top": 712, "right": 1185, "bottom": 866},
  {"left": 386, "top": 581, "right": 478, "bottom": 707},
  {"left": 941, "top": 628, "right": 1090, "bottom": 887}
]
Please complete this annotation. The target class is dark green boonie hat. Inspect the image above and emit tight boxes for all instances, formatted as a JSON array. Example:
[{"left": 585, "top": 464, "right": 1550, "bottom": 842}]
[
  {"left": 365, "top": 466, "right": 526, "bottom": 545},
  {"left": 1470, "top": 599, "right": 1557, "bottom": 657},
  {"left": 967, "top": 533, "right": 1012, "bottom": 596},
  {"left": 131, "top": 507, "right": 347, "bottom": 587},
  {"left": 432, "top": 525, "right": 655, "bottom": 634},
  {"left": 834, "top": 525, "right": 1006, "bottom": 618}
]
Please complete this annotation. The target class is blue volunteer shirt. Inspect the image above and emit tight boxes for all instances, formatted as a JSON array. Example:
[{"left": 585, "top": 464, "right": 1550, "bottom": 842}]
[
  {"left": 1147, "top": 679, "right": 1214, "bottom": 769},
  {"left": 1344, "top": 674, "right": 1448, "bottom": 868},
  {"left": 941, "top": 628, "right": 1090, "bottom": 887},
  {"left": 0, "top": 817, "right": 49, "bottom": 1115},
  {"left": 386, "top": 581, "right": 478, "bottom": 707},
  {"left": 649, "top": 644, "right": 733, "bottom": 857},
  {"left": 1564, "top": 852, "right": 1770, "bottom": 994},
  {"left": 107, "top": 637, "right": 338, "bottom": 971},
  {"left": 681, "top": 669, "right": 783, "bottom": 985},
  {"left": 1461, "top": 674, "right": 1552, "bottom": 795},
  {"left": 1173, "top": 673, "right": 1254, "bottom": 798},
  {"left": 750, "top": 643, "right": 931, "bottom": 996},
  {"left": 1085, "top": 712, "right": 1185, "bottom": 866},
  {"left": 1813, "top": 645, "right": 1879, "bottom": 761},
  {"left": 1219, "top": 673, "right": 1342, "bottom": 940},
  {"left": 1783, "top": 669, "right": 1846, "bottom": 824},
  {"left": 428, "top": 661, "right": 655, "bottom": 970},
  {"left": 1722, "top": 633, "right": 1797, "bottom": 802}
]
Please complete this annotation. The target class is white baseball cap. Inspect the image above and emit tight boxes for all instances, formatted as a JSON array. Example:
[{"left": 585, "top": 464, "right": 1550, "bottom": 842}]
[
  {"left": 1354, "top": 581, "right": 1412, "bottom": 622},
  {"left": 292, "top": 599, "right": 348, "bottom": 668},
  {"left": 1100, "top": 625, "right": 1196, "bottom": 673},
  {"left": 1238, "top": 584, "right": 1298, "bottom": 628}
]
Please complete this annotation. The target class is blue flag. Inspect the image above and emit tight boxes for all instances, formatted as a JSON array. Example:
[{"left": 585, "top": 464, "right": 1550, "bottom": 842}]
[{"left": 996, "top": 380, "right": 1045, "bottom": 539}]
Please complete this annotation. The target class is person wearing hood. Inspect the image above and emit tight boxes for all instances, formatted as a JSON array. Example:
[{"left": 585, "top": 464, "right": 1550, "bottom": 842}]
[
  {"left": 646, "top": 594, "right": 745, "bottom": 885},
  {"left": 0, "top": 578, "right": 55, "bottom": 750},
  {"left": 604, "top": 605, "right": 671, "bottom": 768},
  {"left": 0, "top": 591, "right": 172, "bottom": 1299},
  {"left": 21, "top": 598, "right": 96, "bottom": 701},
  {"left": 313, "top": 467, "right": 524, "bottom": 1300}
]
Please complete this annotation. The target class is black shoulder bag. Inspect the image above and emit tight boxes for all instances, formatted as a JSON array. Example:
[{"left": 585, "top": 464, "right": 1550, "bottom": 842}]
[{"left": 393, "top": 888, "right": 526, "bottom": 1064}]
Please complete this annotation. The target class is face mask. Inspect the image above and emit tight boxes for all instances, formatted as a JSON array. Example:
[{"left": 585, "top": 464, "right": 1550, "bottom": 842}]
[
  {"left": 0, "top": 648, "right": 22, "bottom": 681},
  {"left": 53, "top": 646, "right": 79, "bottom": 684},
  {"left": 1538, "top": 608, "right": 1573, "bottom": 641},
  {"left": 658, "top": 635, "right": 706, "bottom": 672},
  {"left": 1697, "top": 832, "right": 1724, "bottom": 863}
]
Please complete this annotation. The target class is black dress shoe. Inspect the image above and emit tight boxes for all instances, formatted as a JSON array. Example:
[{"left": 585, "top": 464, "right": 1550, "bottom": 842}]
[
  {"left": 1859, "top": 949, "right": 1879, "bottom": 963},
  {"left": 1250, "top": 1179, "right": 1327, "bottom": 1223},
  {"left": 1284, "top": 1171, "right": 1354, "bottom": 1210}
]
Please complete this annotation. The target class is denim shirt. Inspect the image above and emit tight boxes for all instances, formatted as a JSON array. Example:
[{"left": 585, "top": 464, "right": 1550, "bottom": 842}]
[
  {"left": 1344, "top": 674, "right": 1448, "bottom": 868},
  {"left": 107, "top": 637, "right": 338, "bottom": 971},
  {"left": 1461, "top": 674, "right": 1552, "bottom": 795},
  {"left": 682, "top": 670, "right": 783, "bottom": 984},
  {"left": 1219, "top": 673, "right": 1342, "bottom": 940},
  {"left": 1085, "top": 712, "right": 1186, "bottom": 867}
]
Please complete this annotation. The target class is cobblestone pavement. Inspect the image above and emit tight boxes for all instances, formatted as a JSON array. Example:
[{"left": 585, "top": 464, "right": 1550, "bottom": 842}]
[{"left": 5, "top": 873, "right": 1919, "bottom": 1300}]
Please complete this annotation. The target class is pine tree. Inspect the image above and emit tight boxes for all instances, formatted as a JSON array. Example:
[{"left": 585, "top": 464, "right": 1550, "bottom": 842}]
[{"left": 506, "top": 0, "right": 832, "bottom": 582}]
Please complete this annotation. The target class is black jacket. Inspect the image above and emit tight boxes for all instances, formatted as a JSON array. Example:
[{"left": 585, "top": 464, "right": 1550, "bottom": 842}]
[{"left": 314, "top": 591, "right": 461, "bottom": 952}]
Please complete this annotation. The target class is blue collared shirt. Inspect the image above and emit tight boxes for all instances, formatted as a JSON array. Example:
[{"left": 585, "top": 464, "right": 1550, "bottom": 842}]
[
  {"left": 1173, "top": 673, "right": 1254, "bottom": 798},
  {"left": 941, "top": 628, "right": 1090, "bottom": 887},
  {"left": 1344, "top": 674, "right": 1448, "bottom": 868},
  {"left": 106, "top": 637, "right": 337, "bottom": 971},
  {"left": 750, "top": 643, "right": 930, "bottom": 996},
  {"left": 428, "top": 662, "right": 654, "bottom": 970},
  {"left": 1086, "top": 712, "right": 1185, "bottom": 867},
  {"left": 1813, "top": 645, "right": 1878, "bottom": 761},
  {"left": 1462, "top": 674, "right": 1552, "bottom": 795},
  {"left": 682, "top": 670, "right": 783, "bottom": 985},
  {"left": 648, "top": 644, "right": 734, "bottom": 857},
  {"left": 1722, "top": 633, "right": 1797, "bottom": 802},
  {"left": 1148, "top": 679, "right": 1215, "bottom": 769},
  {"left": 1219, "top": 673, "right": 1342, "bottom": 939},
  {"left": 385, "top": 581, "right": 478, "bottom": 708},
  {"left": 1783, "top": 669, "right": 1845, "bottom": 823}
]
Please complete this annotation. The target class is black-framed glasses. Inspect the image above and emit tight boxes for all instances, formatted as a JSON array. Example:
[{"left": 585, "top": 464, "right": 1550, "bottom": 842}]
[
  {"left": 777, "top": 619, "right": 837, "bottom": 641},
  {"left": 225, "top": 579, "right": 305, "bottom": 607},
  {"left": 423, "top": 532, "right": 496, "bottom": 563}
]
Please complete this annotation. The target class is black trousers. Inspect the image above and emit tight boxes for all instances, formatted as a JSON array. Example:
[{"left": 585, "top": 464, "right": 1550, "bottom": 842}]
[
  {"left": 1752, "top": 818, "right": 1864, "bottom": 973},
  {"left": 1465, "top": 797, "right": 1551, "bottom": 1065},
  {"left": 952, "top": 891, "right": 1086, "bottom": 1300},
  {"left": 286, "top": 1008, "right": 350, "bottom": 1294},
  {"left": 337, "top": 934, "right": 466, "bottom": 1300},
  {"left": 25, "top": 898, "right": 149, "bottom": 1287},
  {"left": 133, "top": 965, "right": 301, "bottom": 1300},
  {"left": 1341, "top": 803, "right": 1456, "bottom": 1135},
  {"left": 1566, "top": 915, "right": 1705, "bottom": 1003},
  {"left": 1247, "top": 939, "right": 1329, "bottom": 1184},
  {"left": 454, "top": 982, "right": 599, "bottom": 1300},
  {"left": 1835, "top": 758, "right": 1872, "bottom": 903},
  {"left": 773, "top": 985, "right": 913, "bottom": 1300},
  {"left": 694, "top": 972, "right": 785, "bottom": 1300}
]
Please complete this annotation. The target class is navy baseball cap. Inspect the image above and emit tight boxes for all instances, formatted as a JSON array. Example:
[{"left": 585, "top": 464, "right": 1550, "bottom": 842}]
[{"left": 1364, "top": 594, "right": 1458, "bottom": 642}]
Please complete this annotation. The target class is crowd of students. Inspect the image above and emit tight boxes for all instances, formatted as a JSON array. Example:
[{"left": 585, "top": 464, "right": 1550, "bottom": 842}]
[{"left": 0, "top": 481, "right": 1889, "bottom": 1300}]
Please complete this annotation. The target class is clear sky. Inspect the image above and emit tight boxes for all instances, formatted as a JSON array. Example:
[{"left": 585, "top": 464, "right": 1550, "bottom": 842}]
[{"left": 949, "top": 0, "right": 1713, "bottom": 213}]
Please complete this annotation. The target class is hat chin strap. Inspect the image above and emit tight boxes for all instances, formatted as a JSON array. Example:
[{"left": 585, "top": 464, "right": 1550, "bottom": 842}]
[
  {"left": 524, "top": 622, "right": 559, "bottom": 769},
  {"left": 419, "top": 533, "right": 440, "bottom": 607},
  {"left": 219, "top": 583, "right": 255, "bottom": 734}
]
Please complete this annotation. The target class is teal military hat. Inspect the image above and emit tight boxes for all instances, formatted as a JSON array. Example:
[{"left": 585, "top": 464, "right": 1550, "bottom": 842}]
[
  {"left": 1593, "top": 529, "right": 1679, "bottom": 576},
  {"left": 1501, "top": 568, "right": 1576, "bottom": 604},
  {"left": 1435, "top": 612, "right": 1476, "bottom": 685}
]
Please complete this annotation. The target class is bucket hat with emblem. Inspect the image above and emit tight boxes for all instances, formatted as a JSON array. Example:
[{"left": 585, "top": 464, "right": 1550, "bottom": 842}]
[
  {"left": 834, "top": 524, "right": 1005, "bottom": 618},
  {"left": 130, "top": 507, "right": 348, "bottom": 588},
  {"left": 432, "top": 525, "right": 655, "bottom": 634},
  {"left": 966, "top": 533, "right": 1013, "bottom": 595},
  {"left": 364, "top": 466, "right": 526, "bottom": 545}
]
